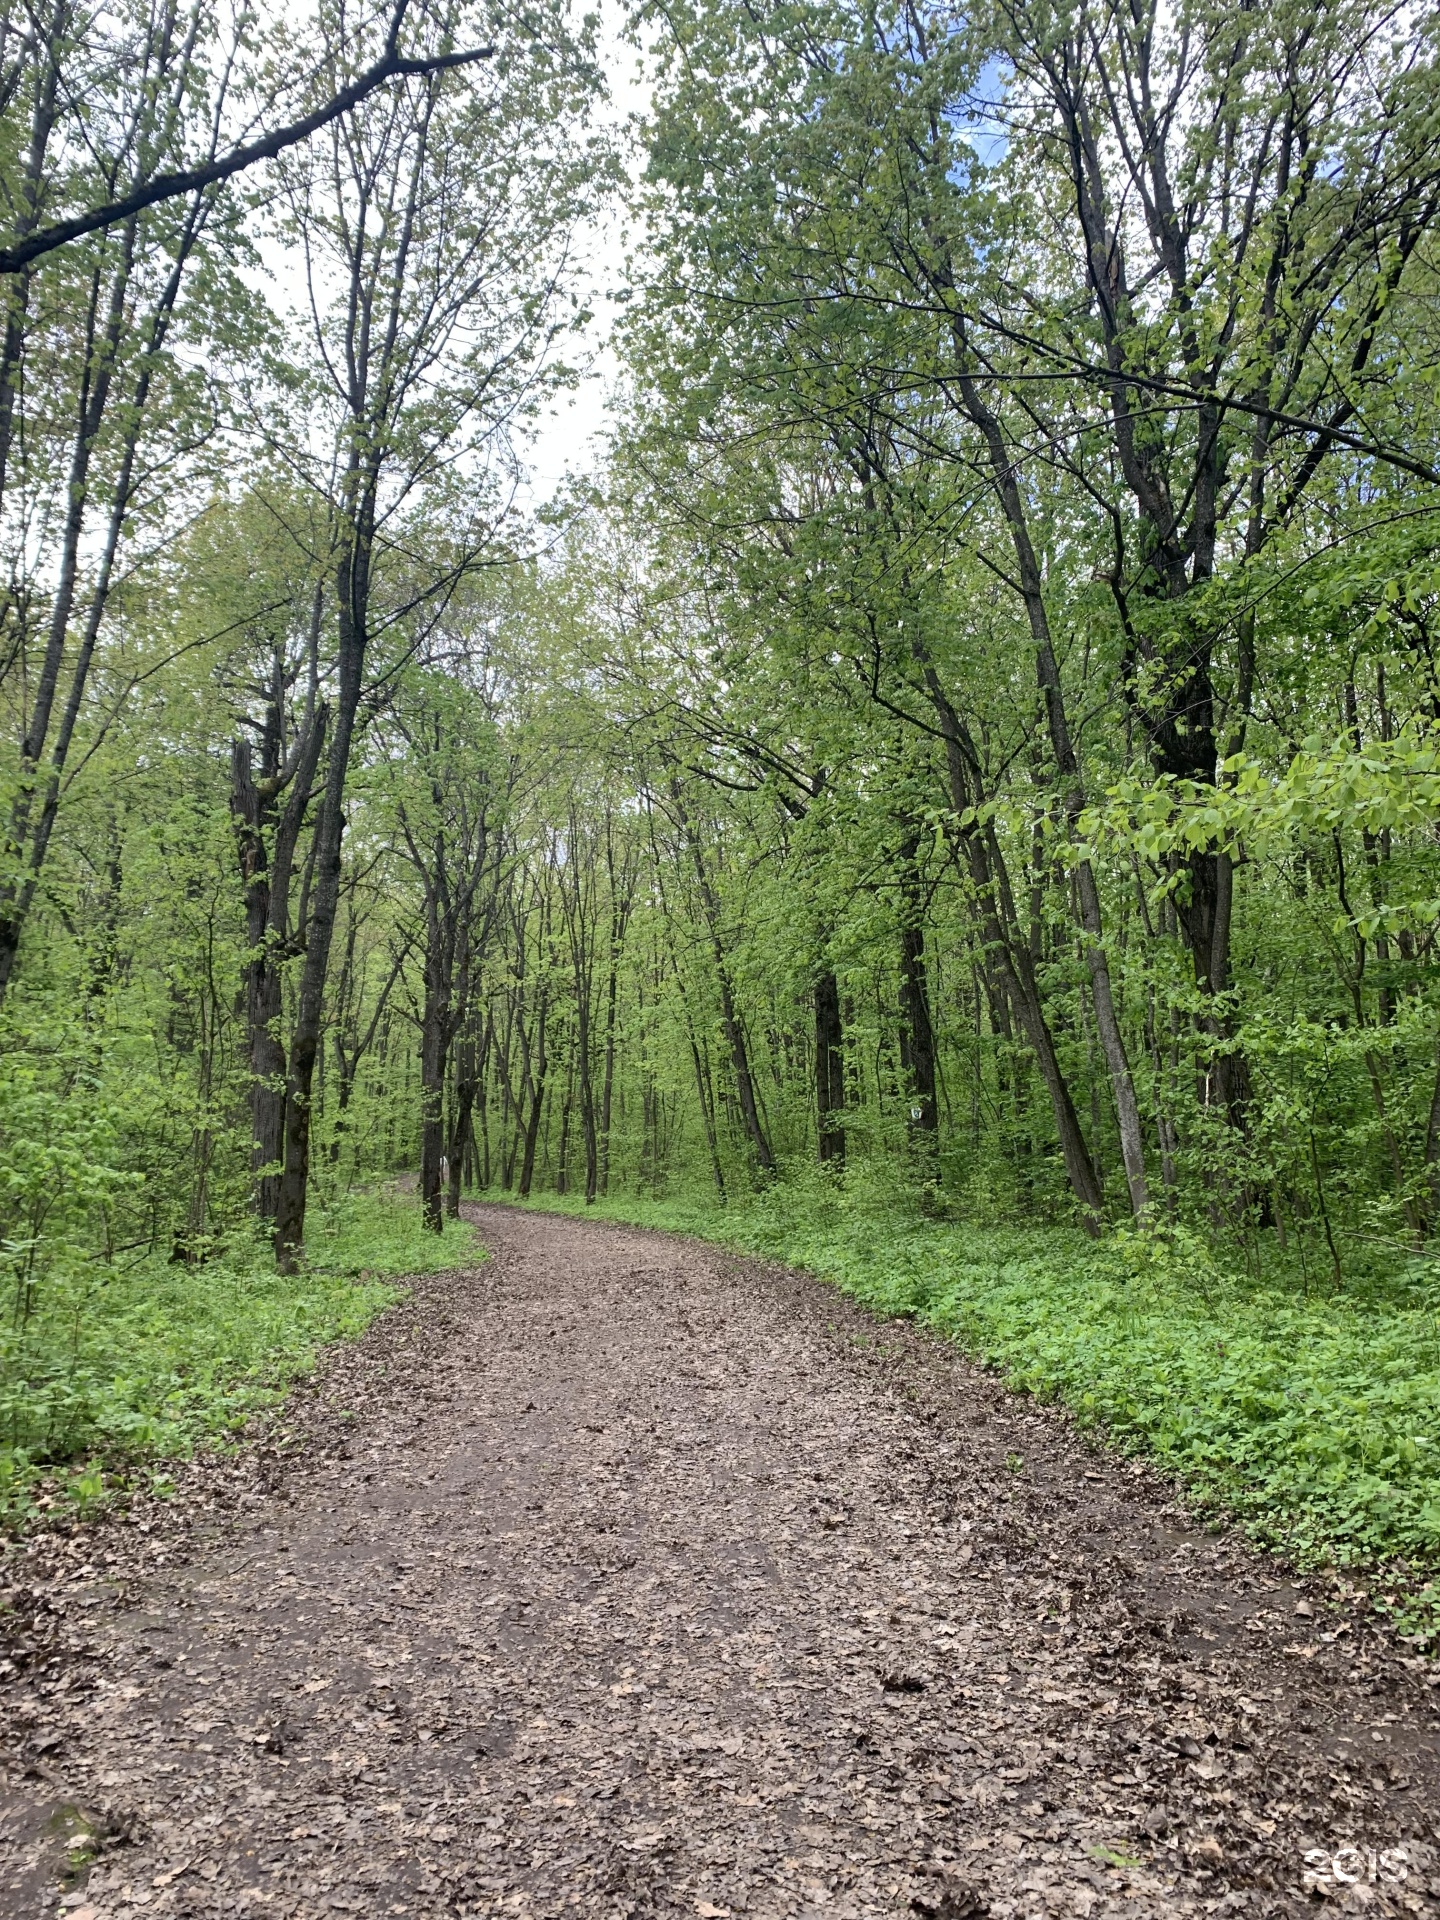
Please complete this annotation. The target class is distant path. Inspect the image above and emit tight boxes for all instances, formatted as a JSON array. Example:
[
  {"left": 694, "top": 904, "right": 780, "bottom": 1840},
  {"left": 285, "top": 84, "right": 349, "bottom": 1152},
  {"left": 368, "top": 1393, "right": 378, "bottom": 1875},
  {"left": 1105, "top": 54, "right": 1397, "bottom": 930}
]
[{"left": 3, "top": 1204, "right": 1439, "bottom": 1918}]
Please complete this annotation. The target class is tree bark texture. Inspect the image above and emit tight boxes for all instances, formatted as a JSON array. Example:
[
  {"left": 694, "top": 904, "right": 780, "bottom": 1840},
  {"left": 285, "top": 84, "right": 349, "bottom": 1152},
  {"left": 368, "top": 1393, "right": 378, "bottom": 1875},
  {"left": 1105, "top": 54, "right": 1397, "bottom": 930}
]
[{"left": 814, "top": 968, "right": 846, "bottom": 1164}]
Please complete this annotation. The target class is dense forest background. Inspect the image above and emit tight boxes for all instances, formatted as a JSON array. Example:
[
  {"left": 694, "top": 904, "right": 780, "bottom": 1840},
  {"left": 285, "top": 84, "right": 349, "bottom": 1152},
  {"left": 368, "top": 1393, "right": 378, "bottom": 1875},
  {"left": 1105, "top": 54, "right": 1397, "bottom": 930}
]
[{"left": 6, "top": 0, "right": 1440, "bottom": 1585}]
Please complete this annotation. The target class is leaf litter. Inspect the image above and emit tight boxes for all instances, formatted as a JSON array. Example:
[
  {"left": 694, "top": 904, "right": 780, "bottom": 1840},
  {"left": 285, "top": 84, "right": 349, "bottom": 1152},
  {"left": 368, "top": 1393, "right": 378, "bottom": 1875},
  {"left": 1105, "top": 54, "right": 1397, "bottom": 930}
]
[{"left": 1, "top": 1203, "right": 1439, "bottom": 1917}]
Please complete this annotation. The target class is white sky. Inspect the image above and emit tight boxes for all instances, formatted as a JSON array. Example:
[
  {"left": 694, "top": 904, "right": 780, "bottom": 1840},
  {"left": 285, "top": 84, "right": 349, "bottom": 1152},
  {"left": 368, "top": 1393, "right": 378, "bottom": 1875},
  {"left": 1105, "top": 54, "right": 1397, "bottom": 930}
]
[
  {"left": 251, "top": 0, "right": 652, "bottom": 510},
  {"left": 519, "top": 0, "right": 653, "bottom": 502}
]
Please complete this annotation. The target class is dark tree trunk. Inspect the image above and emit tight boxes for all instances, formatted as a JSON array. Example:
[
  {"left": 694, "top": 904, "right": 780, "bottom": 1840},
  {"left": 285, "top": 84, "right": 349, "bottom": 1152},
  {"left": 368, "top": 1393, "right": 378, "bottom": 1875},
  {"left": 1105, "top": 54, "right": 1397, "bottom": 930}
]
[
  {"left": 555, "top": 1038, "right": 576, "bottom": 1195},
  {"left": 478, "top": 1040, "right": 492, "bottom": 1188},
  {"left": 0, "top": 175, "right": 214, "bottom": 1006},
  {"left": 517, "top": 988, "right": 549, "bottom": 1199},
  {"left": 717, "top": 971, "right": 772, "bottom": 1173},
  {"left": 1173, "top": 843, "right": 1252, "bottom": 1129},
  {"left": 814, "top": 968, "right": 846, "bottom": 1164},
  {"left": 447, "top": 1018, "right": 485, "bottom": 1217},
  {"left": 274, "top": 456, "right": 374, "bottom": 1271},
  {"left": 331, "top": 927, "right": 407, "bottom": 1173},
  {"left": 690, "top": 1029, "right": 726, "bottom": 1200},
  {"left": 898, "top": 921, "right": 938, "bottom": 1137},
  {"left": 0, "top": 231, "right": 133, "bottom": 1003},
  {"left": 654, "top": 855, "right": 726, "bottom": 1202},
  {"left": 895, "top": 842, "right": 938, "bottom": 1147},
  {"left": 944, "top": 362, "right": 1149, "bottom": 1215},
  {"left": 919, "top": 667, "right": 1103, "bottom": 1225},
  {"left": 672, "top": 780, "right": 774, "bottom": 1174},
  {"left": 599, "top": 957, "right": 619, "bottom": 1195},
  {"left": 230, "top": 650, "right": 324, "bottom": 1222},
  {"left": 418, "top": 936, "right": 448, "bottom": 1233},
  {"left": 579, "top": 1014, "right": 598, "bottom": 1204},
  {"left": 0, "top": 2, "right": 66, "bottom": 515}
]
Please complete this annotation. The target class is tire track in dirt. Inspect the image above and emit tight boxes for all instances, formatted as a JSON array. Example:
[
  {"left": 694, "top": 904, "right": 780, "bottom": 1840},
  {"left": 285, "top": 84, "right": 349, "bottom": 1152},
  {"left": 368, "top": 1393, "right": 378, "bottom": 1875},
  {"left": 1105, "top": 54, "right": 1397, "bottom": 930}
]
[{"left": 2, "top": 1202, "right": 1440, "bottom": 1917}]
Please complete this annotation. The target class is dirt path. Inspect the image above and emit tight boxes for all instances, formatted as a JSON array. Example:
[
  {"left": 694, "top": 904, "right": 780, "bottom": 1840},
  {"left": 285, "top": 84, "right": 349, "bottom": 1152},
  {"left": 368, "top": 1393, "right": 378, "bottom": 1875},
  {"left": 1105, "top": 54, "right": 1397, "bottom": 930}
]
[{"left": 3, "top": 1205, "right": 1440, "bottom": 1919}]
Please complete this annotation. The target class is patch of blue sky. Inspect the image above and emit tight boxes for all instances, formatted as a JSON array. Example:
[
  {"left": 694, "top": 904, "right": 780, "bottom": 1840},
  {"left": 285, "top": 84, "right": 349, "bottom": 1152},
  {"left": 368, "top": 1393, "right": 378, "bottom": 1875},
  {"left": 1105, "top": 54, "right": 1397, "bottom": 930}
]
[{"left": 944, "top": 49, "right": 1011, "bottom": 177}]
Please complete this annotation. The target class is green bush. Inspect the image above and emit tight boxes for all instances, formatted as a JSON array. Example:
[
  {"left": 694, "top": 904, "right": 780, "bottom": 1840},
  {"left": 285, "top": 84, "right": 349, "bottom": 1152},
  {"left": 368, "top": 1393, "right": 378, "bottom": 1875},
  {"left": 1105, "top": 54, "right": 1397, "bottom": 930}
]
[{"left": 0, "top": 1191, "right": 484, "bottom": 1527}]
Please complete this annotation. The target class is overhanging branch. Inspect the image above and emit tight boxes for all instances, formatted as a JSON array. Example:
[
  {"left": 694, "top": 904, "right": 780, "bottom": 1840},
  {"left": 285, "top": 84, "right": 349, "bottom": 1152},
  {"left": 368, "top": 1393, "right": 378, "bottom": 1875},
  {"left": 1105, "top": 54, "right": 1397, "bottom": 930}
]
[{"left": 0, "top": 3, "right": 494, "bottom": 275}]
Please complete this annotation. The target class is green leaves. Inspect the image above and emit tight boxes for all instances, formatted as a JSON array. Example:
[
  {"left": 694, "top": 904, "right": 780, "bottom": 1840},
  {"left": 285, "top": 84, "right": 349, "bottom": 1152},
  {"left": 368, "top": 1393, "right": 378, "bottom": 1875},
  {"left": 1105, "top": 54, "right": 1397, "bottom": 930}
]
[
  {"left": 1088, "top": 726, "right": 1440, "bottom": 866},
  {"left": 0, "top": 1193, "right": 479, "bottom": 1528}
]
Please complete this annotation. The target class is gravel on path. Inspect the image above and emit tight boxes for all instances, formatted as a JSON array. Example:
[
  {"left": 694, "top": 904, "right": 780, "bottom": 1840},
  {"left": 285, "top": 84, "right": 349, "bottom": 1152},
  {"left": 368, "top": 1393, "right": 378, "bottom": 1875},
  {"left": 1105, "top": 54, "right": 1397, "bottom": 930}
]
[{"left": 2, "top": 1203, "right": 1439, "bottom": 1919}]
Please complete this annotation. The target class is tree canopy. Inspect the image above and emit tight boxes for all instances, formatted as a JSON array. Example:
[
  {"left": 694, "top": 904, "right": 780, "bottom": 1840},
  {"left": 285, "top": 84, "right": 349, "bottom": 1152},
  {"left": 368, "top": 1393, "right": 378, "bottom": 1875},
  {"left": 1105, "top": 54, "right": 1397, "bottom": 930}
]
[{"left": 6, "top": 0, "right": 1440, "bottom": 1544}]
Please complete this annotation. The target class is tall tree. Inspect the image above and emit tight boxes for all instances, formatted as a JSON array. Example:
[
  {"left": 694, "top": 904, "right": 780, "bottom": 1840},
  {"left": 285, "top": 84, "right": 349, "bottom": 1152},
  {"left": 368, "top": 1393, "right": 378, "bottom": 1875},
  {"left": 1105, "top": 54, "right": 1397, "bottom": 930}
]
[{"left": 268, "top": 0, "right": 604, "bottom": 1265}]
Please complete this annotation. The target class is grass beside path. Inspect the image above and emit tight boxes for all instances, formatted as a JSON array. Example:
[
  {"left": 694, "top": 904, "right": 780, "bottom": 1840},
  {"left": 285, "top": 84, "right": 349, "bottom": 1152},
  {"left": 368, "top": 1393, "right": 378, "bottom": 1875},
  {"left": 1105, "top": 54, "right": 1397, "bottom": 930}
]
[
  {"left": 0, "top": 1191, "right": 484, "bottom": 1528},
  {"left": 513, "top": 1176, "right": 1440, "bottom": 1635}
]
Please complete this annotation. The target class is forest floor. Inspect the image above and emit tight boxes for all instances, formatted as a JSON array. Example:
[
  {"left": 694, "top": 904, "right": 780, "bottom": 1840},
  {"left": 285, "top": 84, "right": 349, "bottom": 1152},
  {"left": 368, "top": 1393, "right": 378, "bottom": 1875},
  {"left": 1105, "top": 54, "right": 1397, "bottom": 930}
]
[{"left": 2, "top": 1205, "right": 1440, "bottom": 1920}]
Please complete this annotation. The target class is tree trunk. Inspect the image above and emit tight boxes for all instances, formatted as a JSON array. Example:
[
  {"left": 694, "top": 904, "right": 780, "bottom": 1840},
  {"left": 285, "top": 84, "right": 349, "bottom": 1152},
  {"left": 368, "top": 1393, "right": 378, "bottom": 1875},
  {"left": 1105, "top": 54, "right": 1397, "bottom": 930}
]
[
  {"left": 555, "top": 1039, "right": 576, "bottom": 1195},
  {"left": 0, "top": 230, "right": 134, "bottom": 1002},
  {"left": 273, "top": 456, "right": 374, "bottom": 1270},
  {"left": 898, "top": 918, "right": 938, "bottom": 1141},
  {"left": 1074, "top": 858, "right": 1149, "bottom": 1216},
  {"left": 654, "top": 845, "right": 727, "bottom": 1201},
  {"left": 0, "top": 1, "right": 66, "bottom": 515},
  {"left": 230, "top": 663, "right": 324, "bottom": 1220},
  {"left": 578, "top": 992, "right": 598, "bottom": 1203},
  {"left": 478, "top": 1042, "right": 492, "bottom": 1188},
  {"left": 0, "top": 168, "right": 217, "bottom": 1005},
  {"left": 896, "top": 835, "right": 939, "bottom": 1150},
  {"left": 918, "top": 662, "right": 1103, "bottom": 1225},
  {"left": 447, "top": 1018, "right": 485, "bottom": 1216},
  {"left": 517, "top": 988, "right": 549, "bottom": 1199},
  {"left": 1424, "top": 1048, "right": 1440, "bottom": 1230},
  {"left": 672, "top": 780, "right": 774, "bottom": 1173},
  {"left": 950, "top": 352, "right": 1148, "bottom": 1215},
  {"left": 599, "top": 954, "right": 619, "bottom": 1194},
  {"left": 814, "top": 968, "right": 846, "bottom": 1164},
  {"left": 418, "top": 941, "right": 448, "bottom": 1233},
  {"left": 691, "top": 1030, "right": 726, "bottom": 1199}
]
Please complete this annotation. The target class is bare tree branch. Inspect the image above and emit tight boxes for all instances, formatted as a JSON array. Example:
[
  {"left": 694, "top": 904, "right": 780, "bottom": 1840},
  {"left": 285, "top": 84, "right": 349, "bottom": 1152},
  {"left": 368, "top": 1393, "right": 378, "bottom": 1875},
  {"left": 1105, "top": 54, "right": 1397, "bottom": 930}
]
[{"left": 0, "top": 1, "right": 494, "bottom": 274}]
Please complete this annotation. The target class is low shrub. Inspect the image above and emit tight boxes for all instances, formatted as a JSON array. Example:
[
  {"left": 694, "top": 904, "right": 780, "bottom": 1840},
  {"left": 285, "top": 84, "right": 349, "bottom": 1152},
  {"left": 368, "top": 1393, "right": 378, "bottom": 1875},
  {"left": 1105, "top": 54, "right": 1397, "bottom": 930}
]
[{"left": 0, "top": 1191, "right": 484, "bottom": 1526}]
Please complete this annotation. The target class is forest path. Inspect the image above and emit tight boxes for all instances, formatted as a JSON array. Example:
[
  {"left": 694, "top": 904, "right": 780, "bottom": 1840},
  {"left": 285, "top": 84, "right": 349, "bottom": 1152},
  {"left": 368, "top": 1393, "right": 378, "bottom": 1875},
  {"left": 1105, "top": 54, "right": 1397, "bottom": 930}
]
[{"left": 3, "top": 1205, "right": 1440, "bottom": 1920}]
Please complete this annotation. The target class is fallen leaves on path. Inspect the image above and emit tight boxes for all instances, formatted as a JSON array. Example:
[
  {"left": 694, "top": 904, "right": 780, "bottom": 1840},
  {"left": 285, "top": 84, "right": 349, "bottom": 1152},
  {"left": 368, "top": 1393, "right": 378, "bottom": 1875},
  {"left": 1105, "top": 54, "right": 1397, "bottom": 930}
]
[{"left": 2, "top": 1204, "right": 1439, "bottom": 1917}]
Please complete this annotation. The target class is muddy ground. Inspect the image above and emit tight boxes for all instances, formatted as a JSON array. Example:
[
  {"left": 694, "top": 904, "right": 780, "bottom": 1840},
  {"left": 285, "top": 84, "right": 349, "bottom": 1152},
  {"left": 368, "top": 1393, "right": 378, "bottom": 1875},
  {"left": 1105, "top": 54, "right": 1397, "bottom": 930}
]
[{"left": 2, "top": 1203, "right": 1439, "bottom": 1918}]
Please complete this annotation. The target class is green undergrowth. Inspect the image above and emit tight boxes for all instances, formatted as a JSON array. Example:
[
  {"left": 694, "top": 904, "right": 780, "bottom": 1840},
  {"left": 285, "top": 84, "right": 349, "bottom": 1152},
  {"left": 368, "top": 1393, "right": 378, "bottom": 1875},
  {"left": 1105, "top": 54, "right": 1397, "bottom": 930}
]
[
  {"left": 0, "top": 1190, "right": 484, "bottom": 1529},
  {"left": 513, "top": 1174, "right": 1440, "bottom": 1637}
]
